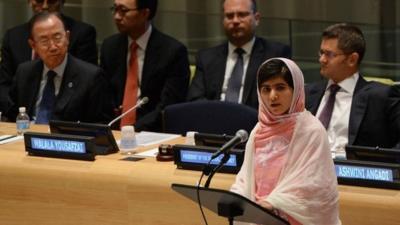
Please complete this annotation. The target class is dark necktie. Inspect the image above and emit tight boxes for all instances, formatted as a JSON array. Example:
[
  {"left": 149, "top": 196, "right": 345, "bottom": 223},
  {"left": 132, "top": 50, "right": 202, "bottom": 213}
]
[
  {"left": 36, "top": 70, "right": 57, "bottom": 124},
  {"left": 225, "top": 48, "right": 245, "bottom": 102},
  {"left": 318, "top": 84, "right": 340, "bottom": 129}
]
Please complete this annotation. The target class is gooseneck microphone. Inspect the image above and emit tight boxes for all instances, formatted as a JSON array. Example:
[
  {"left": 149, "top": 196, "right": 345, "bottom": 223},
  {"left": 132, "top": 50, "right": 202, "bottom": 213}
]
[
  {"left": 203, "top": 129, "right": 249, "bottom": 188},
  {"left": 108, "top": 97, "right": 149, "bottom": 127},
  {"left": 210, "top": 129, "right": 248, "bottom": 160}
]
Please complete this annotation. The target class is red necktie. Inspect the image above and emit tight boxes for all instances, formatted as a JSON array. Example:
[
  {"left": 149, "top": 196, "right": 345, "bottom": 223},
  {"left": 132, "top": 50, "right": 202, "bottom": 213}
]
[{"left": 120, "top": 41, "right": 139, "bottom": 127}]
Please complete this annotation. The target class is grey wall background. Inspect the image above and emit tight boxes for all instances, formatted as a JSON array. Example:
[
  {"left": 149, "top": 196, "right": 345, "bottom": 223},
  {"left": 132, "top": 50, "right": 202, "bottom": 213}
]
[{"left": 0, "top": 0, "right": 399, "bottom": 82}]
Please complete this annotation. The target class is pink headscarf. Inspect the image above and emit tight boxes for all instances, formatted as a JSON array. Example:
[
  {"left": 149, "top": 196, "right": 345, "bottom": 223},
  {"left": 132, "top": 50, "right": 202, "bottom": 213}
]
[
  {"left": 254, "top": 57, "right": 305, "bottom": 209},
  {"left": 255, "top": 57, "right": 305, "bottom": 141}
]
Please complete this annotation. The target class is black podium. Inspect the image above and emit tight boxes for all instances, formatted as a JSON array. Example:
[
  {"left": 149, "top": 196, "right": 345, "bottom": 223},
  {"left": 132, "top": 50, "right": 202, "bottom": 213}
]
[{"left": 172, "top": 183, "right": 289, "bottom": 225}]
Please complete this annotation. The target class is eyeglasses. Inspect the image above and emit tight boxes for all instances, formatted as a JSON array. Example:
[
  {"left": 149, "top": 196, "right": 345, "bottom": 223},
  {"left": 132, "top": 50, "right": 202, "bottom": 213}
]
[
  {"left": 110, "top": 5, "right": 139, "bottom": 16},
  {"left": 35, "top": 33, "right": 65, "bottom": 48},
  {"left": 318, "top": 49, "right": 347, "bottom": 59},
  {"left": 224, "top": 11, "right": 252, "bottom": 21}
]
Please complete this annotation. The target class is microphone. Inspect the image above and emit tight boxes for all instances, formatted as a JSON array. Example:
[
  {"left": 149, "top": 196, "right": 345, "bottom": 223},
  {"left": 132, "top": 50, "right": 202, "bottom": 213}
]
[
  {"left": 210, "top": 129, "right": 248, "bottom": 160},
  {"left": 108, "top": 97, "right": 149, "bottom": 127}
]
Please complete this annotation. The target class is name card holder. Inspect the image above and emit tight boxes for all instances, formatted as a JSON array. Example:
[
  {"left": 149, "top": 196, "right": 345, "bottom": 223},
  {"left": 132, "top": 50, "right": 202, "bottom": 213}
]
[
  {"left": 334, "top": 159, "right": 400, "bottom": 189},
  {"left": 173, "top": 144, "right": 244, "bottom": 174},
  {"left": 24, "top": 132, "right": 96, "bottom": 161}
]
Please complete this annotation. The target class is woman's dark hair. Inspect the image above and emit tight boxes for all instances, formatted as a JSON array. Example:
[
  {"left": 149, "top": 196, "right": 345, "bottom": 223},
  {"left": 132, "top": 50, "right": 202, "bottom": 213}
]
[{"left": 258, "top": 59, "right": 293, "bottom": 89}]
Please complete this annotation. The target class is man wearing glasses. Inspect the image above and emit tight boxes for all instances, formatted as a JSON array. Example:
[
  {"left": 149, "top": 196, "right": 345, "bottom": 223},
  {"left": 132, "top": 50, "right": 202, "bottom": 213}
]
[
  {"left": 305, "top": 23, "right": 400, "bottom": 154},
  {"left": 5, "top": 12, "right": 113, "bottom": 124},
  {"left": 100, "top": 0, "right": 190, "bottom": 131},
  {"left": 0, "top": 0, "right": 98, "bottom": 114},
  {"left": 187, "top": 0, "right": 291, "bottom": 109}
]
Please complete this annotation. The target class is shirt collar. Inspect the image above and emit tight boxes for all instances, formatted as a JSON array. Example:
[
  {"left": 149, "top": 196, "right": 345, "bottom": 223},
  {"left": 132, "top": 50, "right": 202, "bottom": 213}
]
[
  {"left": 129, "top": 24, "right": 152, "bottom": 51},
  {"left": 43, "top": 54, "right": 68, "bottom": 78},
  {"left": 228, "top": 37, "right": 255, "bottom": 56},
  {"left": 327, "top": 72, "right": 359, "bottom": 94}
]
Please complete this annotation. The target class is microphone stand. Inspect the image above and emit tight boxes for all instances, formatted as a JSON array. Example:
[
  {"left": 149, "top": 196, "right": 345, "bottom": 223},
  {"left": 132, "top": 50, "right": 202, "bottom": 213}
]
[
  {"left": 203, "top": 153, "right": 238, "bottom": 225},
  {"left": 108, "top": 97, "right": 148, "bottom": 127},
  {"left": 204, "top": 152, "right": 231, "bottom": 188},
  {"left": 196, "top": 152, "right": 231, "bottom": 225}
]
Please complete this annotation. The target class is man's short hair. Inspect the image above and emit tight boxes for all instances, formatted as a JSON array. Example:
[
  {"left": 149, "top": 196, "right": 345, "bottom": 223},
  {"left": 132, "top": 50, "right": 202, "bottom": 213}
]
[
  {"left": 136, "top": 0, "right": 158, "bottom": 20},
  {"left": 222, "top": 0, "right": 258, "bottom": 13},
  {"left": 322, "top": 23, "right": 366, "bottom": 64},
  {"left": 28, "top": 0, "right": 66, "bottom": 4},
  {"left": 249, "top": 0, "right": 257, "bottom": 13},
  {"left": 28, "top": 11, "right": 66, "bottom": 38}
]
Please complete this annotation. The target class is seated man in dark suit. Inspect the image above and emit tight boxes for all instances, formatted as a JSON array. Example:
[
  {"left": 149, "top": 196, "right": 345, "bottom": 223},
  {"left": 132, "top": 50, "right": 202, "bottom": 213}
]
[
  {"left": 100, "top": 0, "right": 190, "bottom": 131},
  {"left": 5, "top": 12, "right": 113, "bottom": 124},
  {"left": 305, "top": 23, "right": 400, "bottom": 155},
  {"left": 187, "top": 0, "right": 291, "bottom": 109},
  {"left": 0, "top": 0, "right": 98, "bottom": 113}
]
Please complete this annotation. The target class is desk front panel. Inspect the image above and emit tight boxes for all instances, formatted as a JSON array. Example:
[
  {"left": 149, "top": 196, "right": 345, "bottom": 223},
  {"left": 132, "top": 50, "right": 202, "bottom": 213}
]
[{"left": 0, "top": 122, "right": 400, "bottom": 225}]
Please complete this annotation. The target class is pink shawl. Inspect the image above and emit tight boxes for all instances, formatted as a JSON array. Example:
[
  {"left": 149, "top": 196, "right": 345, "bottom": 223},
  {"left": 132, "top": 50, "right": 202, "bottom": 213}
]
[
  {"left": 231, "top": 58, "right": 341, "bottom": 225},
  {"left": 254, "top": 58, "right": 305, "bottom": 196},
  {"left": 254, "top": 58, "right": 305, "bottom": 224}
]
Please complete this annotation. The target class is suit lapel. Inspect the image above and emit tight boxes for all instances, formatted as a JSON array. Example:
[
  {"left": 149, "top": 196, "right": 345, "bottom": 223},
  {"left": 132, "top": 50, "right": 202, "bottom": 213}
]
[
  {"left": 306, "top": 81, "right": 327, "bottom": 114},
  {"left": 141, "top": 29, "right": 160, "bottom": 91},
  {"left": 214, "top": 44, "right": 228, "bottom": 97},
  {"left": 53, "top": 55, "right": 77, "bottom": 113},
  {"left": 348, "top": 77, "right": 368, "bottom": 145},
  {"left": 116, "top": 35, "right": 129, "bottom": 104},
  {"left": 242, "top": 38, "right": 263, "bottom": 103},
  {"left": 21, "top": 23, "right": 33, "bottom": 62},
  {"left": 25, "top": 61, "right": 44, "bottom": 115}
]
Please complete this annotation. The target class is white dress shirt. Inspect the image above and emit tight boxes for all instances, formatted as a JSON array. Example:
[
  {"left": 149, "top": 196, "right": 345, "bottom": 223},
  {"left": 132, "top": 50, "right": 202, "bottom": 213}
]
[
  {"left": 316, "top": 72, "right": 359, "bottom": 156},
  {"left": 220, "top": 38, "right": 255, "bottom": 103}
]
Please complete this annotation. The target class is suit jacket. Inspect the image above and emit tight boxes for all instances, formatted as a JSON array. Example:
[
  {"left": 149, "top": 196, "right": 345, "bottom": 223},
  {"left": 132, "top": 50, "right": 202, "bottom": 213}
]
[
  {"left": 187, "top": 37, "right": 291, "bottom": 109},
  {"left": 100, "top": 27, "right": 190, "bottom": 131},
  {"left": 6, "top": 55, "right": 113, "bottom": 123},
  {"left": 305, "top": 76, "right": 400, "bottom": 148},
  {"left": 0, "top": 14, "right": 98, "bottom": 113}
]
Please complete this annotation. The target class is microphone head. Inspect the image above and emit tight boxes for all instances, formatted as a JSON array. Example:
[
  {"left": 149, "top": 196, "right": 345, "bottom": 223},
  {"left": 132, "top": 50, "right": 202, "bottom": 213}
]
[
  {"left": 236, "top": 129, "right": 249, "bottom": 142},
  {"left": 140, "top": 97, "right": 149, "bottom": 105}
]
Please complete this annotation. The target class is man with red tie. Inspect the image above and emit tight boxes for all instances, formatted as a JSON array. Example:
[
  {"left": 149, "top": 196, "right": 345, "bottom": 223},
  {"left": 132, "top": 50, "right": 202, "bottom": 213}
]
[{"left": 100, "top": 0, "right": 190, "bottom": 131}]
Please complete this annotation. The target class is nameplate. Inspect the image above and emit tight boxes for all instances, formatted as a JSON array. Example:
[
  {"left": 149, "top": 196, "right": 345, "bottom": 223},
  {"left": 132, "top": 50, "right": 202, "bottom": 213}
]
[
  {"left": 335, "top": 164, "right": 394, "bottom": 182},
  {"left": 24, "top": 132, "right": 96, "bottom": 161},
  {"left": 334, "top": 159, "right": 400, "bottom": 189},
  {"left": 173, "top": 144, "right": 244, "bottom": 174}
]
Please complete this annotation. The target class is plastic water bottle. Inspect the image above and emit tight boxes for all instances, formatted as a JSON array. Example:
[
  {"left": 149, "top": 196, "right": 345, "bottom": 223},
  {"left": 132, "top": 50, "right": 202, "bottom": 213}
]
[
  {"left": 16, "top": 107, "right": 30, "bottom": 135},
  {"left": 120, "top": 125, "right": 138, "bottom": 154}
]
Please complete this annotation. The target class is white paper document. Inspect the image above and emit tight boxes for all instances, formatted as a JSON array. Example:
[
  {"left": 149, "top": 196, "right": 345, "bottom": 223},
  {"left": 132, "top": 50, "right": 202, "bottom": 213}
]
[
  {"left": 135, "top": 148, "right": 159, "bottom": 157},
  {"left": 0, "top": 135, "right": 24, "bottom": 145},
  {"left": 135, "top": 132, "right": 180, "bottom": 146}
]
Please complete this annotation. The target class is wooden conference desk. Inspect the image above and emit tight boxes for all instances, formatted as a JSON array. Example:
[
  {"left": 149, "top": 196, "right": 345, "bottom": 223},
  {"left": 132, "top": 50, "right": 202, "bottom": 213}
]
[{"left": 0, "top": 122, "right": 400, "bottom": 225}]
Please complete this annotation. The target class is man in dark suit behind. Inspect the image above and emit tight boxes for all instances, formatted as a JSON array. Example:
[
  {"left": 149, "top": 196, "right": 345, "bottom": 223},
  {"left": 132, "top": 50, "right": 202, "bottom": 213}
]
[
  {"left": 5, "top": 12, "right": 113, "bottom": 124},
  {"left": 305, "top": 23, "right": 400, "bottom": 153},
  {"left": 100, "top": 0, "right": 190, "bottom": 131},
  {"left": 0, "top": 0, "right": 98, "bottom": 113},
  {"left": 187, "top": 0, "right": 291, "bottom": 109}
]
